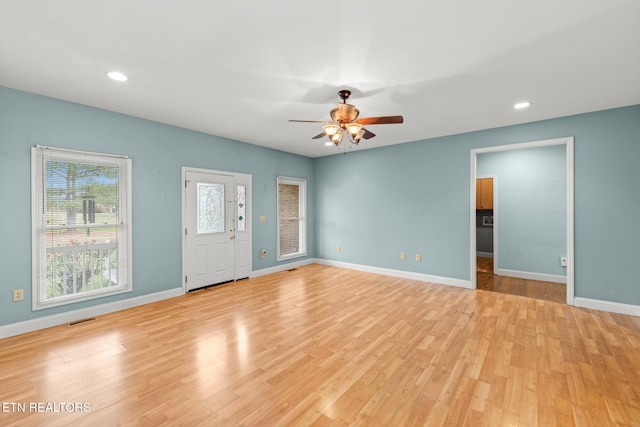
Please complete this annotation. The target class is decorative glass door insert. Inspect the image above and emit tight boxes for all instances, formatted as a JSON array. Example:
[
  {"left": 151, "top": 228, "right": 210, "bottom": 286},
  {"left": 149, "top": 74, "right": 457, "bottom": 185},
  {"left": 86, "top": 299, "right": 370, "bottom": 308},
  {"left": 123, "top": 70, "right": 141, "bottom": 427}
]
[{"left": 197, "top": 183, "right": 225, "bottom": 234}]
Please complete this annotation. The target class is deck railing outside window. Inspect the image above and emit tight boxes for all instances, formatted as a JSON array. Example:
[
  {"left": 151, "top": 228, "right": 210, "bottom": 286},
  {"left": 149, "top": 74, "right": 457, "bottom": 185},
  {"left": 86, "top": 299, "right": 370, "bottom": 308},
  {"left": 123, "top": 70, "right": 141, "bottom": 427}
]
[{"left": 46, "top": 241, "right": 118, "bottom": 298}]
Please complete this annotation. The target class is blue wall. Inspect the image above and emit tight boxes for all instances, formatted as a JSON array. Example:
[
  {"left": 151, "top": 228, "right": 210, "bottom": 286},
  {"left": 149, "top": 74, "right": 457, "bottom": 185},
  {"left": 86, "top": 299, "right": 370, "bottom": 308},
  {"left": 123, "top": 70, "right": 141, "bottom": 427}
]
[
  {"left": 315, "top": 104, "right": 640, "bottom": 305},
  {"left": 1, "top": 85, "right": 639, "bottom": 328},
  {"left": 315, "top": 138, "right": 470, "bottom": 279},
  {"left": 478, "top": 145, "right": 567, "bottom": 276},
  {"left": 0, "top": 87, "right": 315, "bottom": 325}
]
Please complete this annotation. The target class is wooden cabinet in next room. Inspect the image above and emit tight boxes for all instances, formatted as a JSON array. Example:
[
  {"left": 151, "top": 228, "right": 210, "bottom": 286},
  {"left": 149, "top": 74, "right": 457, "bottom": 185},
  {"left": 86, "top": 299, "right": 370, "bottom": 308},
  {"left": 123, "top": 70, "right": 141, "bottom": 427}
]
[{"left": 476, "top": 178, "right": 493, "bottom": 210}]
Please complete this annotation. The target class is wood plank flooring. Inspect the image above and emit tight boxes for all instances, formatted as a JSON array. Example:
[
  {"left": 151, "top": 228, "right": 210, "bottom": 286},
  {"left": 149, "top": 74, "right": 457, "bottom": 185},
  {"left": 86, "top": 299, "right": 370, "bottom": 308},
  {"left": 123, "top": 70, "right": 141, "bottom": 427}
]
[
  {"left": 476, "top": 257, "right": 566, "bottom": 304},
  {"left": 1, "top": 264, "right": 639, "bottom": 426}
]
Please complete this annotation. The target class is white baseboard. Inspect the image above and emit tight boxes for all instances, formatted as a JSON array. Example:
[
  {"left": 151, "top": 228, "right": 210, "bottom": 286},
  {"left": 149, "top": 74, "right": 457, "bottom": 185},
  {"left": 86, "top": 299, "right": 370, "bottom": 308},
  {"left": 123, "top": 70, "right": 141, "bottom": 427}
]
[
  {"left": 316, "top": 259, "right": 472, "bottom": 289},
  {"left": 2, "top": 259, "right": 317, "bottom": 339},
  {"left": 251, "top": 258, "right": 318, "bottom": 278},
  {"left": 476, "top": 252, "right": 494, "bottom": 258},
  {"left": 0, "top": 287, "right": 183, "bottom": 339},
  {"left": 496, "top": 268, "right": 566, "bottom": 284},
  {"left": 5, "top": 263, "right": 635, "bottom": 339},
  {"left": 574, "top": 297, "right": 640, "bottom": 317}
]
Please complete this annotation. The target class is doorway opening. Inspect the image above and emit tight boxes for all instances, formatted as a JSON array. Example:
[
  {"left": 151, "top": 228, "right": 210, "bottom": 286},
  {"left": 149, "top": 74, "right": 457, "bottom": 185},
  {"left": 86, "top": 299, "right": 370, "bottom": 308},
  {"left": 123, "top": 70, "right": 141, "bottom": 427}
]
[
  {"left": 469, "top": 137, "right": 574, "bottom": 305},
  {"left": 476, "top": 257, "right": 567, "bottom": 303}
]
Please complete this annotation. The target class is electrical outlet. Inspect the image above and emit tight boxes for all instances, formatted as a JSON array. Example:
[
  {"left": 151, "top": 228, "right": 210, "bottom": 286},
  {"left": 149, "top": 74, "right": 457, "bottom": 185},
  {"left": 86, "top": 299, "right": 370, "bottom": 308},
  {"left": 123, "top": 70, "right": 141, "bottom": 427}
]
[
  {"left": 400, "top": 252, "right": 406, "bottom": 261},
  {"left": 13, "top": 289, "right": 24, "bottom": 302},
  {"left": 415, "top": 254, "right": 421, "bottom": 262},
  {"left": 560, "top": 256, "right": 568, "bottom": 267}
]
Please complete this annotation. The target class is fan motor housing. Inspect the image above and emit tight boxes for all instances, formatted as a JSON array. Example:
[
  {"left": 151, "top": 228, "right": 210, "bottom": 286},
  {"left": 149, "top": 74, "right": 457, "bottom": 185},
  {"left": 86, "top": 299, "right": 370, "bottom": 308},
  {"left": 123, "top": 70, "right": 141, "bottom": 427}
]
[{"left": 330, "top": 103, "right": 360, "bottom": 123}]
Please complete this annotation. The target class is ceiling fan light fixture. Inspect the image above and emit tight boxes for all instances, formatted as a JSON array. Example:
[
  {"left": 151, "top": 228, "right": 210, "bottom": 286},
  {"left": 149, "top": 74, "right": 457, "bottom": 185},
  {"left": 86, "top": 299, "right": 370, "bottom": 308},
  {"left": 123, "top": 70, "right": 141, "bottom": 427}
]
[
  {"left": 289, "top": 89, "right": 404, "bottom": 149},
  {"left": 346, "top": 123, "right": 364, "bottom": 145},
  {"left": 323, "top": 123, "right": 340, "bottom": 137},
  {"left": 331, "top": 129, "right": 344, "bottom": 145},
  {"left": 346, "top": 122, "right": 363, "bottom": 137},
  {"left": 352, "top": 128, "right": 365, "bottom": 144}
]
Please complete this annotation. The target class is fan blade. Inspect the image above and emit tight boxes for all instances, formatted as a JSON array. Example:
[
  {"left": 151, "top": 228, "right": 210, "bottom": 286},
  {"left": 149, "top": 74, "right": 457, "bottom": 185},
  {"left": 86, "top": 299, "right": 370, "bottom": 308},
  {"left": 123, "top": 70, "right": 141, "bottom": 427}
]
[
  {"left": 312, "top": 132, "right": 326, "bottom": 140},
  {"left": 356, "top": 115, "right": 404, "bottom": 125},
  {"left": 289, "top": 119, "right": 327, "bottom": 123},
  {"left": 362, "top": 129, "right": 376, "bottom": 139}
]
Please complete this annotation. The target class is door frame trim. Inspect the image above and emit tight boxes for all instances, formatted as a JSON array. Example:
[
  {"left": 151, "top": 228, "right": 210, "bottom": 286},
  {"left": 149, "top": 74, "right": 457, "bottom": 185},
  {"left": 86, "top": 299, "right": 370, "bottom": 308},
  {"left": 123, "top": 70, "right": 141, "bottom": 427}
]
[
  {"left": 181, "top": 166, "right": 252, "bottom": 294},
  {"left": 469, "top": 136, "right": 574, "bottom": 305}
]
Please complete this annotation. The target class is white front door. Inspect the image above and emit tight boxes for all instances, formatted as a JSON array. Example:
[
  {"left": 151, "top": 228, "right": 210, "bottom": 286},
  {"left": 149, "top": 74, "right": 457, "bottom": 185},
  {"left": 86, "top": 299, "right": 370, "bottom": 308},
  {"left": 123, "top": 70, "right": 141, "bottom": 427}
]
[{"left": 184, "top": 169, "right": 251, "bottom": 291}]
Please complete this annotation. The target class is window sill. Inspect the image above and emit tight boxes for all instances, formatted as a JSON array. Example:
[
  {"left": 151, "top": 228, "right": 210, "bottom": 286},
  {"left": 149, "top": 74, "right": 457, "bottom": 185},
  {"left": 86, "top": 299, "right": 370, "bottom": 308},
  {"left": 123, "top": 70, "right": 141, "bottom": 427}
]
[
  {"left": 33, "top": 286, "right": 133, "bottom": 311},
  {"left": 277, "top": 252, "right": 307, "bottom": 262}
]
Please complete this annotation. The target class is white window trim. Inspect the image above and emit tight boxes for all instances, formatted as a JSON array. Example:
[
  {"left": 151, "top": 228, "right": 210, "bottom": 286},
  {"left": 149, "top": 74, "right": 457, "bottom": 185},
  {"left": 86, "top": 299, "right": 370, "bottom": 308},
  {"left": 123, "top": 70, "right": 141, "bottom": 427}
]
[
  {"left": 277, "top": 176, "right": 307, "bottom": 261},
  {"left": 31, "top": 146, "right": 133, "bottom": 310}
]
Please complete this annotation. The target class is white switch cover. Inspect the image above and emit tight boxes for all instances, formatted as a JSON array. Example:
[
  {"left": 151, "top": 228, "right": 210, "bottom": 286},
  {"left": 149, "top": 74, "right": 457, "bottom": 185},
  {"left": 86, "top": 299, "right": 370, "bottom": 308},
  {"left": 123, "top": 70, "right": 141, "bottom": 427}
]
[{"left": 560, "top": 256, "right": 568, "bottom": 267}]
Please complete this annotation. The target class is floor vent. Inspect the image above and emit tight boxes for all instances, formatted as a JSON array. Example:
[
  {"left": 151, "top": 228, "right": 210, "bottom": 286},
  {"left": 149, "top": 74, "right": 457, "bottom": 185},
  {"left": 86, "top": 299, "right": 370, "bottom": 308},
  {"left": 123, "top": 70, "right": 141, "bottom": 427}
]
[{"left": 68, "top": 317, "right": 96, "bottom": 327}]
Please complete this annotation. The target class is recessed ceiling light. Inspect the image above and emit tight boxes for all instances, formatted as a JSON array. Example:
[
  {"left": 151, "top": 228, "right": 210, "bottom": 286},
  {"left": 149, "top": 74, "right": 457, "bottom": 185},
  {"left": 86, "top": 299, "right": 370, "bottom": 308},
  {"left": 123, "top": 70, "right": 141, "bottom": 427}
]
[
  {"left": 107, "top": 71, "right": 128, "bottom": 82},
  {"left": 514, "top": 101, "right": 531, "bottom": 110}
]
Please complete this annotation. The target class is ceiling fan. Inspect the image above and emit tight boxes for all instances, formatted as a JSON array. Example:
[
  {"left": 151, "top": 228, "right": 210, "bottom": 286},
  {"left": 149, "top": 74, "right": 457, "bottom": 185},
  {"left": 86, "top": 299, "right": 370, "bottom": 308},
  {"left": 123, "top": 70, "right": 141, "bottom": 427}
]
[{"left": 289, "top": 89, "right": 403, "bottom": 146}]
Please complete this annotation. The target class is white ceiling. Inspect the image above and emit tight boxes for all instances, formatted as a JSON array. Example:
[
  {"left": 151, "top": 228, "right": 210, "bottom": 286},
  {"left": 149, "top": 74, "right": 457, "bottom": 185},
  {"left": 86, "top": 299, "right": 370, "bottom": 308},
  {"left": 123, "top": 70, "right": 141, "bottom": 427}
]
[{"left": 1, "top": 1, "right": 639, "bottom": 158}]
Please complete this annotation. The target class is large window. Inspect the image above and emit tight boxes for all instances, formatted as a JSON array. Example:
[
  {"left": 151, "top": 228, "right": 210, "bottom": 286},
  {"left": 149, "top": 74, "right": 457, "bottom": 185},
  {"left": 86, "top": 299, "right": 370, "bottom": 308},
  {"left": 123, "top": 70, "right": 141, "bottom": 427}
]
[
  {"left": 32, "top": 146, "right": 132, "bottom": 310},
  {"left": 277, "top": 176, "right": 306, "bottom": 261}
]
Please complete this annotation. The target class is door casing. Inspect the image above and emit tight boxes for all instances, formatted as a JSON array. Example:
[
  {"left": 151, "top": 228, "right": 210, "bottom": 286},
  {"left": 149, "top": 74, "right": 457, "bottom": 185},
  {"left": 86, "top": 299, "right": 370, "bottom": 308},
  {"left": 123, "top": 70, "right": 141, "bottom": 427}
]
[{"left": 469, "top": 137, "right": 574, "bottom": 305}]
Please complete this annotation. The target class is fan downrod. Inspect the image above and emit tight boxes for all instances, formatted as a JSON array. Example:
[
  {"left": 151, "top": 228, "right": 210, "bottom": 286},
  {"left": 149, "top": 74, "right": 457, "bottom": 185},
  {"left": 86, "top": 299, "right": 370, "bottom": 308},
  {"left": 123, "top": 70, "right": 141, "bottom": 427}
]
[{"left": 338, "top": 90, "right": 351, "bottom": 103}]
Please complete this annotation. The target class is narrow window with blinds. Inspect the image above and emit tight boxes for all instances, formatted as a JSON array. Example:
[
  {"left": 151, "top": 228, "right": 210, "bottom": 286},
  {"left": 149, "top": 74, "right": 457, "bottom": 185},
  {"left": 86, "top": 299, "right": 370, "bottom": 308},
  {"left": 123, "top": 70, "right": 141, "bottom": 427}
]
[
  {"left": 277, "top": 177, "right": 307, "bottom": 261},
  {"left": 31, "top": 146, "right": 132, "bottom": 310}
]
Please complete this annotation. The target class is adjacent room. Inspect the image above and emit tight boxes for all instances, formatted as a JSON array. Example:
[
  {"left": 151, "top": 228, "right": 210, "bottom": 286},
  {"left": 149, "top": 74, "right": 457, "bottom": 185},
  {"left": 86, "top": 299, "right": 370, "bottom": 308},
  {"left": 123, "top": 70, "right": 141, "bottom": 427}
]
[{"left": 1, "top": 1, "right": 639, "bottom": 425}]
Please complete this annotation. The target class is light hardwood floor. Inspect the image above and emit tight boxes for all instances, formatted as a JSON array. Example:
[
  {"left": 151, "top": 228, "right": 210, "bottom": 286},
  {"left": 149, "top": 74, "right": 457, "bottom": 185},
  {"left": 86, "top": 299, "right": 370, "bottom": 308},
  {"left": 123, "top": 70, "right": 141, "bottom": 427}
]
[
  {"left": 1, "top": 264, "right": 639, "bottom": 426},
  {"left": 476, "top": 257, "right": 567, "bottom": 304}
]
